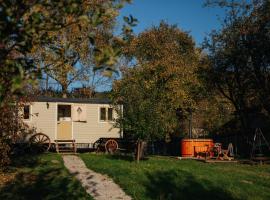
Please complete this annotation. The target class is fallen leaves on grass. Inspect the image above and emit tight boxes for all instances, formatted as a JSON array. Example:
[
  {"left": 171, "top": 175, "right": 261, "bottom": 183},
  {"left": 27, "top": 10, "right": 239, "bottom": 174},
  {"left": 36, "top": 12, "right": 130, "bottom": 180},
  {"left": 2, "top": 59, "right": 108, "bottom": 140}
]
[{"left": 0, "top": 172, "right": 16, "bottom": 187}]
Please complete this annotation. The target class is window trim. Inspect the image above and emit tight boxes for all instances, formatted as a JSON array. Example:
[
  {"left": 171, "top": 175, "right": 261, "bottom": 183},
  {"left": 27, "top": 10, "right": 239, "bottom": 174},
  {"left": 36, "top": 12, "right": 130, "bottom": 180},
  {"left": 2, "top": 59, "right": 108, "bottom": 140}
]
[
  {"left": 98, "top": 106, "right": 114, "bottom": 123},
  {"left": 57, "top": 104, "right": 72, "bottom": 122}
]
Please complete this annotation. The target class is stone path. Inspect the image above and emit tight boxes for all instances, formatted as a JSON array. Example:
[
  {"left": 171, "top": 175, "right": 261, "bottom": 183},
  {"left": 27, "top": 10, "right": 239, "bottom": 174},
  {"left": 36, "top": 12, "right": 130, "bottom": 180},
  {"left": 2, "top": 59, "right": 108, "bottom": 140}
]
[{"left": 62, "top": 155, "right": 132, "bottom": 200}]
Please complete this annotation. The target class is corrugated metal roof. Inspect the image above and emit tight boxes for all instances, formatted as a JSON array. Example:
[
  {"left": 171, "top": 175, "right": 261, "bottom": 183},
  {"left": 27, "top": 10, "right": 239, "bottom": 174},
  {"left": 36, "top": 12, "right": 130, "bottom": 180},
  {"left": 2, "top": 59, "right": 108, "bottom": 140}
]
[{"left": 34, "top": 96, "right": 112, "bottom": 104}]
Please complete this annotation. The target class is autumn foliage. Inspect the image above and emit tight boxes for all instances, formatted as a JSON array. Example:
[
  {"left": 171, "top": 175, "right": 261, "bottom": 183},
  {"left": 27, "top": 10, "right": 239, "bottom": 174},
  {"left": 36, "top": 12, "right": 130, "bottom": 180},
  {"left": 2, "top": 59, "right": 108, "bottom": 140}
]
[{"left": 113, "top": 22, "right": 201, "bottom": 145}]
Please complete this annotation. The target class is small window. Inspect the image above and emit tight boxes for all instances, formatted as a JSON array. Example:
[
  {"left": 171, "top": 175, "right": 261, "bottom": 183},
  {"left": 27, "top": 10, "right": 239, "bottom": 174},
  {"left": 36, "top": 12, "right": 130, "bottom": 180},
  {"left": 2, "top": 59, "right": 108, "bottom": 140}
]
[
  {"left": 108, "top": 108, "right": 113, "bottom": 121},
  {"left": 100, "top": 107, "right": 106, "bottom": 121},
  {"left": 23, "top": 105, "right": 30, "bottom": 120},
  {"left": 58, "top": 105, "right": 71, "bottom": 121},
  {"left": 100, "top": 107, "right": 114, "bottom": 122}
]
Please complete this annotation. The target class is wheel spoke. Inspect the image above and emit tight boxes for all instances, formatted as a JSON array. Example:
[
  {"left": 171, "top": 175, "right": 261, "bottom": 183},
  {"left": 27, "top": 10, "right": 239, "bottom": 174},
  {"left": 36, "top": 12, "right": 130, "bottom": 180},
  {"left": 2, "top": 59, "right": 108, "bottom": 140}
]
[
  {"left": 34, "top": 136, "right": 39, "bottom": 143},
  {"left": 43, "top": 138, "right": 49, "bottom": 142},
  {"left": 105, "top": 140, "right": 118, "bottom": 153}
]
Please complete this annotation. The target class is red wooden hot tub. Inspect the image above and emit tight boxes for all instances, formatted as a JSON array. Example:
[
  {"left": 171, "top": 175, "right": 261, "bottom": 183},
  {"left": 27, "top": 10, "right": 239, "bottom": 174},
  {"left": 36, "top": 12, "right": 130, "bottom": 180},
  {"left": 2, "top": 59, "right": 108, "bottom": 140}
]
[{"left": 181, "top": 139, "right": 214, "bottom": 157}]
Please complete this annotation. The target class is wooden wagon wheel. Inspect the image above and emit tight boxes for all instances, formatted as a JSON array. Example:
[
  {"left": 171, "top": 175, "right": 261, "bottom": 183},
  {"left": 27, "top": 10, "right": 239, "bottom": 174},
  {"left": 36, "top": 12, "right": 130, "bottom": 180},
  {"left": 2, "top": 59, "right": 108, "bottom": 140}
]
[
  {"left": 105, "top": 139, "right": 118, "bottom": 153},
  {"left": 93, "top": 138, "right": 104, "bottom": 153},
  {"left": 29, "top": 133, "right": 51, "bottom": 152}
]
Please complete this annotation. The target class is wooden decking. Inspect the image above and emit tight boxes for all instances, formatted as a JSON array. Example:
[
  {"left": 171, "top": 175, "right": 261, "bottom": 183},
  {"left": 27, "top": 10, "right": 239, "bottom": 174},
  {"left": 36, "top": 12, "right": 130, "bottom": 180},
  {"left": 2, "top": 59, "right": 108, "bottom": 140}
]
[{"left": 203, "top": 159, "right": 238, "bottom": 163}]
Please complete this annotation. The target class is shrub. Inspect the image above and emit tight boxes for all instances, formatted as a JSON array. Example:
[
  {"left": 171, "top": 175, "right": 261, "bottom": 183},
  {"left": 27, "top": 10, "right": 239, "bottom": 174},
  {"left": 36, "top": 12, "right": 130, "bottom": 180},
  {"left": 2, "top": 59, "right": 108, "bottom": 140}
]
[
  {"left": 0, "top": 96, "right": 33, "bottom": 170},
  {"left": 0, "top": 139, "right": 11, "bottom": 170}
]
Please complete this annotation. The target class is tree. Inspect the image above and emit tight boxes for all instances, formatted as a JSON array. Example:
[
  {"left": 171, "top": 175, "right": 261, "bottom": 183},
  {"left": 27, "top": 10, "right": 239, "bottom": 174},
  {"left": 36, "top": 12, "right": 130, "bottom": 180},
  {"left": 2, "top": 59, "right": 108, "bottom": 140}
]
[
  {"left": 193, "top": 55, "right": 235, "bottom": 135},
  {"left": 32, "top": 0, "right": 130, "bottom": 97},
  {"left": 1, "top": 1, "right": 85, "bottom": 102},
  {"left": 0, "top": 0, "right": 88, "bottom": 169},
  {"left": 204, "top": 0, "right": 270, "bottom": 133},
  {"left": 112, "top": 22, "right": 201, "bottom": 161},
  {"left": 0, "top": 0, "right": 131, "bottom": 169}
]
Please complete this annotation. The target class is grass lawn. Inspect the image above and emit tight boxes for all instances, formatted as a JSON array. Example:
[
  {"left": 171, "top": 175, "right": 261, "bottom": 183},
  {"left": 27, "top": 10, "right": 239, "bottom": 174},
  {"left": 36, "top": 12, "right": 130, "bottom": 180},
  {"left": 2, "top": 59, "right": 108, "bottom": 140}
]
[
  {"left": 80, "top": 154, "right": 270, "bottom": 200},
  {"left": 0, "top": 153, "right": 92, "bottom": 200}
]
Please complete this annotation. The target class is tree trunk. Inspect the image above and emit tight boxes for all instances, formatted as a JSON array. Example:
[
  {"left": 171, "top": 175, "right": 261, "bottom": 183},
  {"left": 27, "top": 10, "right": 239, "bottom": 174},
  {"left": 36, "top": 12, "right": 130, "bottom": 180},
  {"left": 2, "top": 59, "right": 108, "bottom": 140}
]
[
  {"left": 45, "top": 74, "right": 49, "bottom": 94},
  {"left": 61, "top": 84, "right": 68, "bottom": 98},
  {"left": 135, "top": 140, "right": 147, "bottom": 163}
]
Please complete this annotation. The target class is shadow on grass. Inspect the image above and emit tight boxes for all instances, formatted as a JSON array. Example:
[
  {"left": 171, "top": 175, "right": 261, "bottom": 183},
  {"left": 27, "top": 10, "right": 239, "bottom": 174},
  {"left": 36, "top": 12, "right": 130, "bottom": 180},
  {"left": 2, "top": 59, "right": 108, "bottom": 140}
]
[
  {"left": 105, "top": 154, "right": 150, "bottom": 163},
  {"left": 144, "top": 170, "right": 240, "bottom": 200},
  {"left": 10, "top": 153, "right": 41, "bottom": 169},
  {"left": 104, "top": 154, "right": 135, "bottom": 162},
  {"left": 0, "top": 154, "right": 90, "bottom": 200}
]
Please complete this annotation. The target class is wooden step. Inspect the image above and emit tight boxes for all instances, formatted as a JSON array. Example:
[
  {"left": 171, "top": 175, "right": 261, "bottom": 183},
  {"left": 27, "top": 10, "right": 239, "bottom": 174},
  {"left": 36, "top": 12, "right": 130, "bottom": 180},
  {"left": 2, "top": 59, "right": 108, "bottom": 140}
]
[
  {"left": 55, "top": 140, "right": 75, "bottom": 143},
  {"left": 55, "top": 139, "right": 77, "bottom": 154},
  {"left": 57, "top": 149, "right": 75, "bottom": 152}
]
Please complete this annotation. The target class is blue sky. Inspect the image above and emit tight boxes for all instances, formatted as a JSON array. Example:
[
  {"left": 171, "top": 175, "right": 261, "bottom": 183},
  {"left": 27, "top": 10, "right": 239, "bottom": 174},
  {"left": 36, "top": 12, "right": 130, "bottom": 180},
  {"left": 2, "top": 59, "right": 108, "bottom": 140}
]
[
  {"left": 118, "top": 0, "right": 225, "bottom": 46},
  {"left": 71, "top": 1, "right": 226, "bottom": 91}
]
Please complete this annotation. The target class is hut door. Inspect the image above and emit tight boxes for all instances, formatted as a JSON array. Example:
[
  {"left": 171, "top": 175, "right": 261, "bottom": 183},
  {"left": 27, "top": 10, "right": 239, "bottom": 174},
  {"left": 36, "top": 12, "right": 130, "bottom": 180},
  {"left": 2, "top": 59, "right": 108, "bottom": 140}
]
[{"left": 57, "top": 105, "right": 72, "bottom": 140}]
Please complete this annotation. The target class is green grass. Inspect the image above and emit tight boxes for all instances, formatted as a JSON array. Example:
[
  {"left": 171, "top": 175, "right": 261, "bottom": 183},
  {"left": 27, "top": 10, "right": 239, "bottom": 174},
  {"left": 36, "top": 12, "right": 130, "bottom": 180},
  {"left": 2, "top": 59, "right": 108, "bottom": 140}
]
[
  {"left": 80, "top": 154, "right": 270, "bottom": 200},
  {"left": 0, "top": 153, "right": 92, "bottom": 200}
]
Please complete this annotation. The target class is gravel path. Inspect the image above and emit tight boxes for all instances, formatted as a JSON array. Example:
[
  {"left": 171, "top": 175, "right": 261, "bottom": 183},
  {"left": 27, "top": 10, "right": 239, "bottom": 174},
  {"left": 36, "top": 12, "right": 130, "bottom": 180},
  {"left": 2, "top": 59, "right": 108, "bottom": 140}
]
[{"left": 62, "top": 155, "right": 132, "bottom": 200}]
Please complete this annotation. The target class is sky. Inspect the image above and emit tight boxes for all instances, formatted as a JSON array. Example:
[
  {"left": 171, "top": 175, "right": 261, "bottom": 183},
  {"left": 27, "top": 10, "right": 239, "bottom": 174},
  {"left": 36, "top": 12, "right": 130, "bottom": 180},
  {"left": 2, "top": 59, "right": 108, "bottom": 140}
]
[{"left": 117, "top": 0, "right": 225, "bottom": 46}]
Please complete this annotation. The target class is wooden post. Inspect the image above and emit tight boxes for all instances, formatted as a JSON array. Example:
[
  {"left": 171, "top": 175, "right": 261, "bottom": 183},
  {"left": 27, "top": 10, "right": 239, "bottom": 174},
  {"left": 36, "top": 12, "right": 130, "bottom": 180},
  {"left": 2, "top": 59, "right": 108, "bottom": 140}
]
[
  {"left": 136, "top": 140, "right": 147, "bottom": 162},
  {"left": 136, "top": 140, "right": 141, "bottom": 163}
]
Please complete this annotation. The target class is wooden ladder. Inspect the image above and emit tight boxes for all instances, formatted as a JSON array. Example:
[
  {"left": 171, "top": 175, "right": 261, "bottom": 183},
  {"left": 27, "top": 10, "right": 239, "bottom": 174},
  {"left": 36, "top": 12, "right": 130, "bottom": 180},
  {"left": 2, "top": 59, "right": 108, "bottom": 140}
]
[{"left": 55, "top": 140, "right": 77, "bottom": 154}]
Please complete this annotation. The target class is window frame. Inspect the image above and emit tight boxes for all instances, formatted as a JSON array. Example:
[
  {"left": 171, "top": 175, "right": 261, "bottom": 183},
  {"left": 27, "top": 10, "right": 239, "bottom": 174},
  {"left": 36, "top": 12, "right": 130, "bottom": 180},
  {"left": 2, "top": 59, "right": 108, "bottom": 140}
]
[
  {"left": 99, "top": 107, "right": 107, "bottom": 122},
  {"left": 98, "top": 106, "right": 114, "bottom": 122},
  {"left": 57, "top": 104, "right": 72, "bottom": 122},
  {"left": 107, "top": 107, "right": 113, "bottom": 121},
  {"left": 23, "top": 105, "right": 31, "bottom": 121}
]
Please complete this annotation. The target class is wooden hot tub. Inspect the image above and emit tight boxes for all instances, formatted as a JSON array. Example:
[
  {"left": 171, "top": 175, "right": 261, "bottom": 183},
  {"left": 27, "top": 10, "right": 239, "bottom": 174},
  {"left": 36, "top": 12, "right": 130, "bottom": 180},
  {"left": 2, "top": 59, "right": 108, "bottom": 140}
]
[{"left": 181, "top": 139, "right": 214, "bottom": 157}]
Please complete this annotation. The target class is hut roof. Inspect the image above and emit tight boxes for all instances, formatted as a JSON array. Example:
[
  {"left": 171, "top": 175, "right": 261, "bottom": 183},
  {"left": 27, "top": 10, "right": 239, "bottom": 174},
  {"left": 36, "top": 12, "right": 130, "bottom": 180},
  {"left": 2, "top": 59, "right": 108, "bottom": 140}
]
[{"left": 34, "top": 96, "right": 112, "bottom": 104}]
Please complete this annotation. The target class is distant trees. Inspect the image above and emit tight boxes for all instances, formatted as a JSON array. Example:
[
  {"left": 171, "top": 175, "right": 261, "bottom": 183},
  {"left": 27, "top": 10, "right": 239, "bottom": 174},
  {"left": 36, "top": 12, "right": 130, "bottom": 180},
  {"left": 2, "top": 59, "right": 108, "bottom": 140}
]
[
  {"left": 112, "top": 22, "right": 201, "bottom": 160},
  {"left": 204, "top": 0, "right": 270, "bottom": 132}
]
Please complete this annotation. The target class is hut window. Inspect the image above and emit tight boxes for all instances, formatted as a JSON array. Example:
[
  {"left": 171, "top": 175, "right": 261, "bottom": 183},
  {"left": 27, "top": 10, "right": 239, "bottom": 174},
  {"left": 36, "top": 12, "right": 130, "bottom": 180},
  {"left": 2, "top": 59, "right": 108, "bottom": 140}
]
[
  {"left": 23, "top": 105, "right": 30, "bottom": 120},
  {"left": 58, "top": 105, "right": 71, "bottom": 121},
  {"left": 100, "top": 108, "right": 106, "bottom": 121},
  {"left": 100, "top": 107, "right": 113, "bottom": 121},
  {"left": 108, "top": 108, "right": 113, "bottom": 121}
]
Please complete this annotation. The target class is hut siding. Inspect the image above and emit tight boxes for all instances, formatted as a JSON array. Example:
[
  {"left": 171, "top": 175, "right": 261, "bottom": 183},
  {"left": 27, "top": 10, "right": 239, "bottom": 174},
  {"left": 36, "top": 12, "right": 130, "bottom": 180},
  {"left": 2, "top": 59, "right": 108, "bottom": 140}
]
[
  {"left": 25, "top": 102, "right": 57, "bottom": 140},
  {"left": 73, "top": 104, "right": 120, "bottom": 143},
  {"left": 25, "top": 102, "right": 120, "bottom": 143}
]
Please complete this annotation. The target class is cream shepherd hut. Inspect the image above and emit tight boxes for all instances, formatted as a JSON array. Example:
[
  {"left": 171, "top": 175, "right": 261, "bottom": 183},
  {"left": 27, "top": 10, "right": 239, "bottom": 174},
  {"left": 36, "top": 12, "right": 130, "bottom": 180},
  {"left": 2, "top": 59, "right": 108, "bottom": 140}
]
[{"left": 22, "top": 97, "right": 121, "bottom": 148}]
